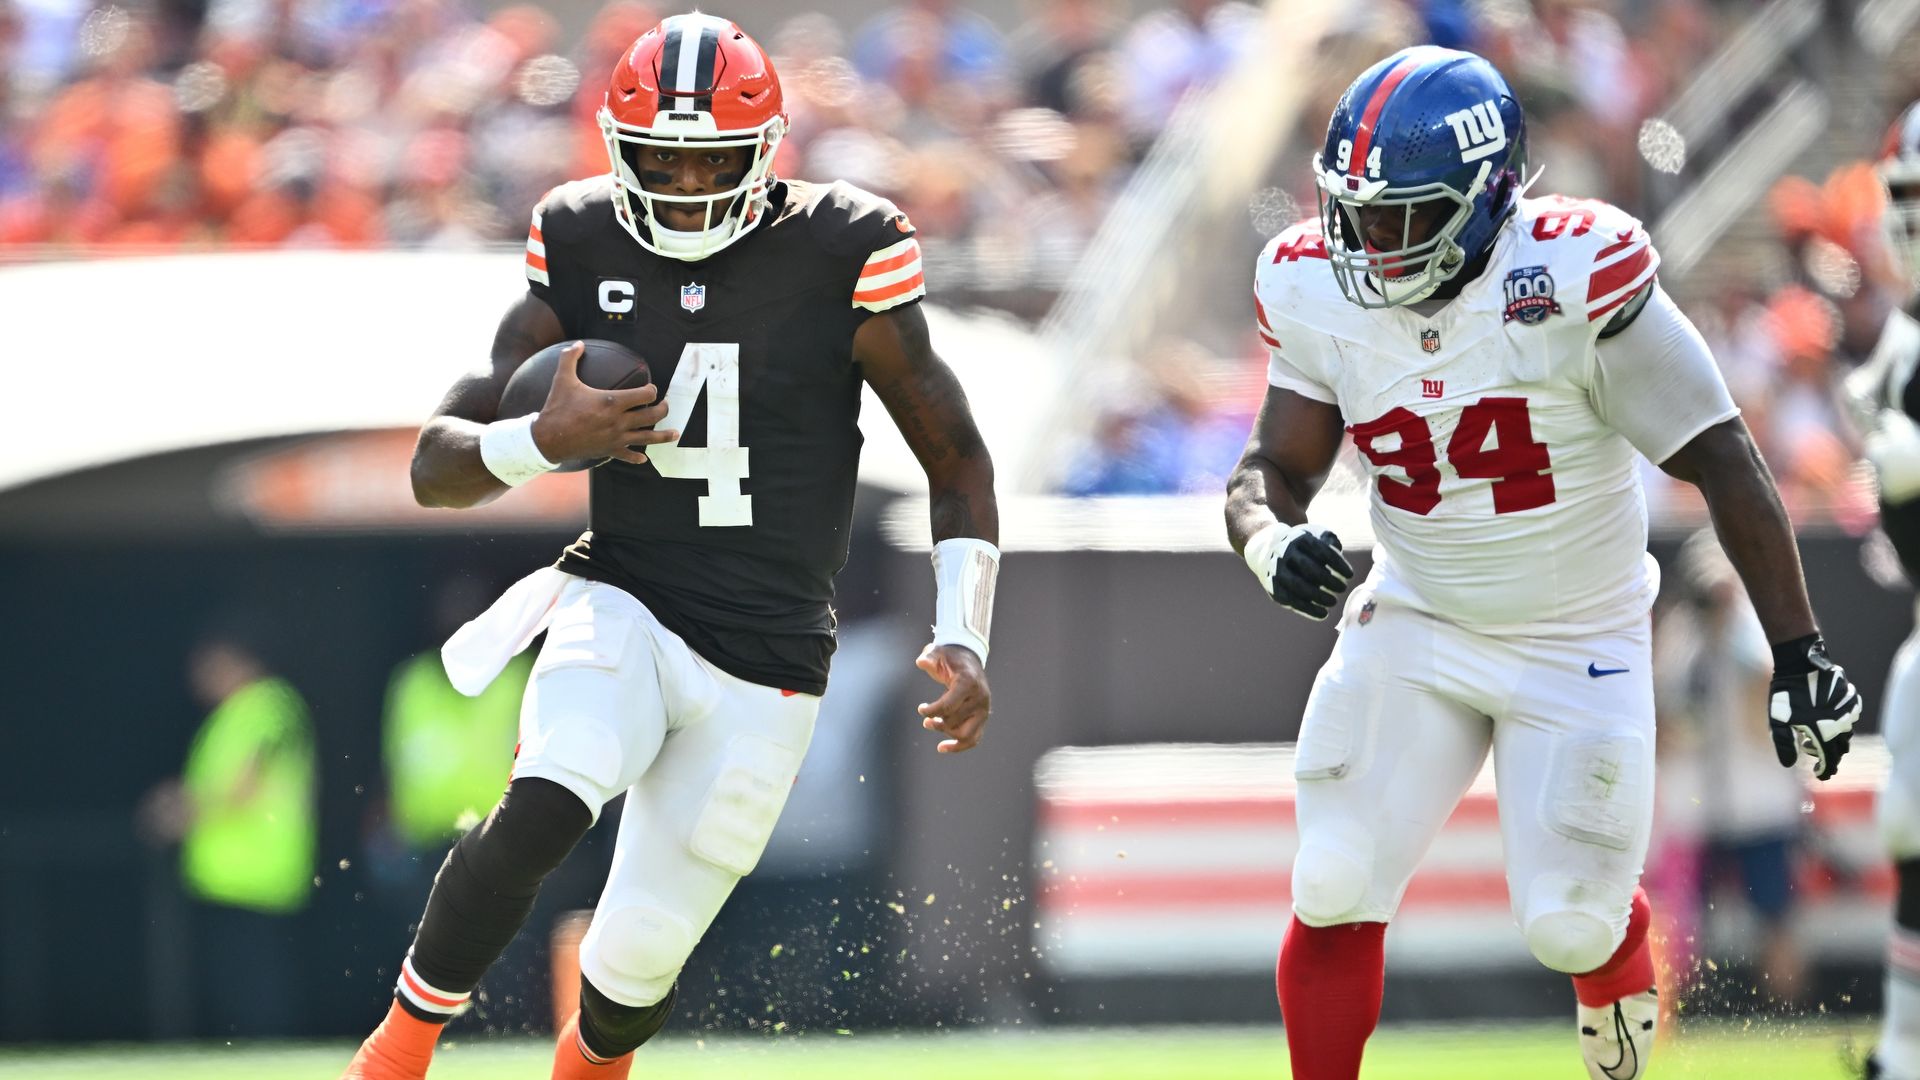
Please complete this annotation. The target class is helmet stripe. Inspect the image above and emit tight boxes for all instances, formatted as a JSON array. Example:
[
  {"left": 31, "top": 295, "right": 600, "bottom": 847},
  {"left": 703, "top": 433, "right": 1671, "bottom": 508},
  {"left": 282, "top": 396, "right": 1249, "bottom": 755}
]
[
  {"left": 693, "top": 23, "right": 720, "bottom": 111},
  {"left": 672, "top": 18, "right": 701, "bottom": 110},
  {"left": 1348, "top": 57, "right": 1422, "bottom": 177},
  {"left": 657, "top": 22, "right": 683, "bottom": 110}
]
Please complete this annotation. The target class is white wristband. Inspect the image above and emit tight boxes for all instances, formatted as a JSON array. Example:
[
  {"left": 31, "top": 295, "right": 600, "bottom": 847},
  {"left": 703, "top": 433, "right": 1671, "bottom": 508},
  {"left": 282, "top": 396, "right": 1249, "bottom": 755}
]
[
  {"left": 1243, "top": 521, "right": 1289, "bottom": 594},
  {"left": 930, "top": 537, "right": 1000, "bottom": 665},
  {"left": 479, "top": 413, "right": 557, "bottom": 487},
  {"left": 1244, "top": 521, "right": 1341, "bottom": 594}
]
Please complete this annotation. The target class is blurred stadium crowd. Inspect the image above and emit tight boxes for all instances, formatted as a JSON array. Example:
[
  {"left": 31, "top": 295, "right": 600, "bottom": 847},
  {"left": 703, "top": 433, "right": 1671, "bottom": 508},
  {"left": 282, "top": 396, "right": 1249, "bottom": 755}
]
[{"left": 0, "top": 0, "right": 1262, "bottom": 282}]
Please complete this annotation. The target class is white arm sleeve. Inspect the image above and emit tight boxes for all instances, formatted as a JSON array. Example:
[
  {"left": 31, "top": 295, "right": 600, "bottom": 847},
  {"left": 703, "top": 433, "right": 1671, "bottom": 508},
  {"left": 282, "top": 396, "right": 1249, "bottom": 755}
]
[{"left": 1590, "top": 284, "right": 1740, "bottom": 464}]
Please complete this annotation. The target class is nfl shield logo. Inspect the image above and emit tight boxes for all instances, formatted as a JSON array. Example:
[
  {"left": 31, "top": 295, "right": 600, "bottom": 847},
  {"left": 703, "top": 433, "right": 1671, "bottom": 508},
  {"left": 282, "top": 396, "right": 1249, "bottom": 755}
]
[
  {"left": 680, "top": 283, "right": 706, "bottom": 313},
  {"left": 1357, "top": 599, "right": 1376, "bottom": 626},
  {"left": 1419, "top": 328, "right": 1441, "bottom": 354}
]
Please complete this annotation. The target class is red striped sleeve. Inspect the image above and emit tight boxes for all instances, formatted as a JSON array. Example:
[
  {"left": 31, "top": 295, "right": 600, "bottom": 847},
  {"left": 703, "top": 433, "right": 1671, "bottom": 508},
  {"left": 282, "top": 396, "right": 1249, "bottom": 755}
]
[
  {"left": 1587, "top": 243, "right": 1656, "bottom": 321},
  {"left": 1592, "top": 234, "right": 1635, "bottom": 261}
]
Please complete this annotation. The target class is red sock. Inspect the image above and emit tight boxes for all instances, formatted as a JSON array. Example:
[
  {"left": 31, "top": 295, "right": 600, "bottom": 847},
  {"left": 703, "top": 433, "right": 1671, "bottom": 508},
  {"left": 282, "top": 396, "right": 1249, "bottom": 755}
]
[
  {"left": 1277, "top": 917, "right": 1387, "bottom": 1080},
  {"left": 1571, "top": 887, "right": 1656, "bottom": 1008}
]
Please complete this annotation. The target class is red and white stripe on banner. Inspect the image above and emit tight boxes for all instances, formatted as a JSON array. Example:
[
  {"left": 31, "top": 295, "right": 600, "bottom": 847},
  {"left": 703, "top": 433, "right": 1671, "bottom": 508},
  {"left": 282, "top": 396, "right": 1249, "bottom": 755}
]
[{"left": 1031, "top": 741, "right": 1893, "bottom": 977}]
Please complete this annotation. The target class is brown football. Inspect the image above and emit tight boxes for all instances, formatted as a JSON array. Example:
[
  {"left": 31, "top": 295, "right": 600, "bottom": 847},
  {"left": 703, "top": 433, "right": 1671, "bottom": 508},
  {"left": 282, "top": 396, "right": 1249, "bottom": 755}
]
[{"left": 496, "top": 339, "right": 652, "bottom": 472}]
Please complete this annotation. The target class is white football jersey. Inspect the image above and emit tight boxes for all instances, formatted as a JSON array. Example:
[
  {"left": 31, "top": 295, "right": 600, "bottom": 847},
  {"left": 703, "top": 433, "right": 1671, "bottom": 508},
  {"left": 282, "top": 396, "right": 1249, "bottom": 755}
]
[{"left": 1255, "top": 196, "right": 1738, "bottom": 634}]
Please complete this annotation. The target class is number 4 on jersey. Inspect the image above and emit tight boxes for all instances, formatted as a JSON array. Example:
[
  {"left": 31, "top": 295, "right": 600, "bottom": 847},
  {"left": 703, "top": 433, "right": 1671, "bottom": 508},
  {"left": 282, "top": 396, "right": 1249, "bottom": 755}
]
[{"left": 649, "top": 342, "right": 752, "bottom": 527}]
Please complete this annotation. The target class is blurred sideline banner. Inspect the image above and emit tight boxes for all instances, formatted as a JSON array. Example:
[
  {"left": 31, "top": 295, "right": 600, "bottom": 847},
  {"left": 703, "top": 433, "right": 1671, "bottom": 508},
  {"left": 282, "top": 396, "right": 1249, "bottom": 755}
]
[{"left": 1032, "top": 741, "right": 1893, "bottom": 978}]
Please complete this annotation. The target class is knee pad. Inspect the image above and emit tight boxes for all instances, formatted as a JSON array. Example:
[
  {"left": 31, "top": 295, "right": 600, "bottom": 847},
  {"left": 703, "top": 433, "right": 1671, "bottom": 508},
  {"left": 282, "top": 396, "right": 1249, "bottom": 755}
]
[
  {"left": 1523, "top": 908, "right": 1618, "bottom": 974},
  {"left": 1520, "top": 873, "right": 1633, "bottom": 973},
  {"left": 688, "top": 735, "right": 802, "bottom": 877},
  {"left": 578, "top": 977, "right": 676, "bottom": 1059},
  {"left": 1291, "top": 841, "right": 1373, "bottom": 925},
  {"left": 585, "top": 901, "right": 696, "bottom": 1005}
]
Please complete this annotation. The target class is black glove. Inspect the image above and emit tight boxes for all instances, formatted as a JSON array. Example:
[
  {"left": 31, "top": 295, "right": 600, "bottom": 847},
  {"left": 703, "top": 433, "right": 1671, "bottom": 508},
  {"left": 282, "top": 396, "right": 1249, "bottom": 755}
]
[
  {"left": 1244, "top": 523, "right": 1355, "bottom": 621},
  {"left": 1768, "top": 633, "right": 1862, "bottom": 781}
]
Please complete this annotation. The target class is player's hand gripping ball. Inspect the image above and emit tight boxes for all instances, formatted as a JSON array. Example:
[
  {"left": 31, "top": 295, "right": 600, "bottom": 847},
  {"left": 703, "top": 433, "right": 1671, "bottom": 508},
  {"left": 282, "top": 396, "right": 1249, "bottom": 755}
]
[
  {"left": 1768, "top": 634, "right": 1862, "bottom": 781},
  {"left": 497, "top": 339, "right": 669, "bottom": 471}
]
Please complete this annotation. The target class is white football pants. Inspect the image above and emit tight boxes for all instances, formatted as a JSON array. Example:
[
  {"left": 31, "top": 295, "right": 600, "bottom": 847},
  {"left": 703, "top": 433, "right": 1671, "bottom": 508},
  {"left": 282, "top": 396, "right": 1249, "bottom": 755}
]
[
  {"left": 1289, "top": 589, "right": 1654, "bottom": 975},
  {"left": 511, "top": 578, "right": 820, "bottom": 1007}
]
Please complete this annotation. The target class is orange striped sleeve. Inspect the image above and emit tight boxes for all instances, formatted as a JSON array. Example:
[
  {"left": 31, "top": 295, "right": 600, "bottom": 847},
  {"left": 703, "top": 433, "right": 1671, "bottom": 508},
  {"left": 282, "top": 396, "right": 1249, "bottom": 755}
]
[
  {"left": 525, "top": 206, "right": 550, "bottom": 287},
  {"left": 854, "top": 272, "right": 927, "bottom": 305},
  {"left": 854, "top": 235, "right": 925, "bottom": 312}
]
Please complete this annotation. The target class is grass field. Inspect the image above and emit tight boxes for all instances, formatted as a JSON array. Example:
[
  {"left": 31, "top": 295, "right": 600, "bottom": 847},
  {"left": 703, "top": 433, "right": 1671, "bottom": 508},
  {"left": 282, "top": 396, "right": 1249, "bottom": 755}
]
[{"left": 0, "top": 1021, "right": 1872, "bottom": 1079}]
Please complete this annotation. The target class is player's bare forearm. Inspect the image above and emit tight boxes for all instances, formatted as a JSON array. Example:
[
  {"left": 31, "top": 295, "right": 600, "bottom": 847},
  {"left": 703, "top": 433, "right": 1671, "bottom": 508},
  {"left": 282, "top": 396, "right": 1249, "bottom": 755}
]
[
  {"left": 1227, "top": 456, "right": 1301, "bottom": 554},
  {"left": 1659, "top": 417, "right": 1818, "bottom": 642},
  {"left": 412, "top": 412, "right": 504, "bottom": 509},
  {"left": 411, "top": 293, "right": 565, "bottom": 508},
  {"left": 855, "top": 303, "right": 998, "bottom": 544},
  {"left": 1226, "top": 387, "right": 1346, "bottom": 554}
]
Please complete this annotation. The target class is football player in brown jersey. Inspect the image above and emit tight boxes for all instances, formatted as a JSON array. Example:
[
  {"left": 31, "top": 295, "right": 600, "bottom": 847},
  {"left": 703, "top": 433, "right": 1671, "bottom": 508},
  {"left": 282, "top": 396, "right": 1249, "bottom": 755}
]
[{"left": 341, "top": 14, "right": 999, "bottom": 1080}]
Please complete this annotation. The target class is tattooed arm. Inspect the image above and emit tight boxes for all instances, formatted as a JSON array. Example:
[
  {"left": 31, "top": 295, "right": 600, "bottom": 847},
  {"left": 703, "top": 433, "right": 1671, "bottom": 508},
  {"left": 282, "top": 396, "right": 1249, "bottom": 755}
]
[
  {"left": 856, "top": 302, "right": 999, "bottom": 753},
  {"left": 855, "top": 302, "right": 999, "bottom": 545}
]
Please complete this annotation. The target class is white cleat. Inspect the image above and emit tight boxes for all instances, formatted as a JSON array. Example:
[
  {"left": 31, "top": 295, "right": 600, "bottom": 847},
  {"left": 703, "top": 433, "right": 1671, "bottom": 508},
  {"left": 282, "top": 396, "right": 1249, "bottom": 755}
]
[{"left": 1579, "top": 988, "right": 1658, "bottom": 1080}]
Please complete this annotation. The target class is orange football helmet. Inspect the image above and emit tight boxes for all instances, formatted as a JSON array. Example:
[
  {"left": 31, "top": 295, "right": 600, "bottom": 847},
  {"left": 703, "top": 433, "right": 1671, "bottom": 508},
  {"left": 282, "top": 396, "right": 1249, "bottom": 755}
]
[{"left": 599, "top": 13, "right": 787, "bottom": 260}]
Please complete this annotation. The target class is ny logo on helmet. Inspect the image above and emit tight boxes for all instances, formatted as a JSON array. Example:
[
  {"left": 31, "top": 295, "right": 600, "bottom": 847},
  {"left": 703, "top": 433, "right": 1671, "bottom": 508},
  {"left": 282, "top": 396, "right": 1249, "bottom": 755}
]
[{"left": 1443, "top": 99, "right": 1508, "bottom": 163}]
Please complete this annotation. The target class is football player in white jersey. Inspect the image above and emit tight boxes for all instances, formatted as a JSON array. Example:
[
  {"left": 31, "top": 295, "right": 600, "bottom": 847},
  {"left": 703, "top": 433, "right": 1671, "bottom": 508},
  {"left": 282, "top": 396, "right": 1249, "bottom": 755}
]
[
  {"left": 1854, "top": 100, "right": 1920, "bottom": 1080},
  {"left": 1225, "top": 47, "right": 1864, "bottom": 1080}
]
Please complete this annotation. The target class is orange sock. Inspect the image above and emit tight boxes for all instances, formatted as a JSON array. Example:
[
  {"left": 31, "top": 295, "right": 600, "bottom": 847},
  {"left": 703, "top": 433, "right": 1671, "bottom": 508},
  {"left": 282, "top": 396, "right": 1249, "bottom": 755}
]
[
  {"left": 550, "top": 1011, "right": 635, "bottom": 1080},
  {"left": 340, "top": 999, "right": 446, "bottom": 1080}
]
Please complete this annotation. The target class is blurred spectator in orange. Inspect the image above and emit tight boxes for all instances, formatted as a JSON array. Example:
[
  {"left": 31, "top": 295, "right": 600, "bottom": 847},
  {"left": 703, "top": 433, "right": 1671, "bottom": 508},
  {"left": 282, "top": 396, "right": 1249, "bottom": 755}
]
[
  {"left": 28, "top": 6, "right": 181, "bottom": 233},
  {"left": 1758, "top": 287, "right": 1860, "bottom": 519}
]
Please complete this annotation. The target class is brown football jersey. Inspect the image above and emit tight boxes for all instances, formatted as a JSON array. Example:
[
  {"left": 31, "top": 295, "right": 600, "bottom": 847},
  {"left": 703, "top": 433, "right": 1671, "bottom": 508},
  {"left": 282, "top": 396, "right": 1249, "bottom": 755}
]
[{"left": 522, "top": 175, "right": 926, "bottom": 694}]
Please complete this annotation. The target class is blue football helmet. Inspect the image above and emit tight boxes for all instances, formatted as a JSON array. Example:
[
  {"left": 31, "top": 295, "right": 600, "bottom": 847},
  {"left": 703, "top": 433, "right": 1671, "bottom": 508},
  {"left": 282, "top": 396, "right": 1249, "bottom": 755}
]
[{"left": 1315, "top": 46, "right": 1528, "bottom": 308}]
